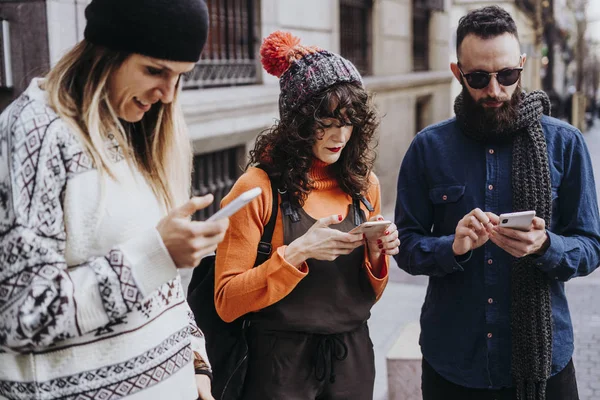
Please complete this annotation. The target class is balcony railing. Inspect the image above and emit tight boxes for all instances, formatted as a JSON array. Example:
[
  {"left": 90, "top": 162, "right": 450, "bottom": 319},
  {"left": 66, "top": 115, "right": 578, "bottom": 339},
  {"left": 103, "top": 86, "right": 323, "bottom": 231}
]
[{"left": 183, "top": 0, "right": 259, "bottom": 89}]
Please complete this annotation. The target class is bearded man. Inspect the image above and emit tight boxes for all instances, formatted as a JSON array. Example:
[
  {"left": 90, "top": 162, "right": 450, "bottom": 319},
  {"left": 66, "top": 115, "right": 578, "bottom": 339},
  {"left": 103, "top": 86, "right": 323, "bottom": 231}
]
[{"left": 394, "top": 6, "right": 600, "bottom": 400}]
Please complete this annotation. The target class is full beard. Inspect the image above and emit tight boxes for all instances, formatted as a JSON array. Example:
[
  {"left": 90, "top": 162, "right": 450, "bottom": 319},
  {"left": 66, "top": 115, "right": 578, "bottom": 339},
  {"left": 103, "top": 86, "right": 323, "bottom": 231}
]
[{"left": 461, "top": 81, "right": 522, "bottom": 142}]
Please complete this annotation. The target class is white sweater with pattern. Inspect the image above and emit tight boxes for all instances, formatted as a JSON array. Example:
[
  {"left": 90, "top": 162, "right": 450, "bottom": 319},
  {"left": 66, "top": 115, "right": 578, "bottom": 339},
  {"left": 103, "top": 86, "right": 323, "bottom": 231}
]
[{"left": 0, "top": 79, "right": 209, "bottom": 400}]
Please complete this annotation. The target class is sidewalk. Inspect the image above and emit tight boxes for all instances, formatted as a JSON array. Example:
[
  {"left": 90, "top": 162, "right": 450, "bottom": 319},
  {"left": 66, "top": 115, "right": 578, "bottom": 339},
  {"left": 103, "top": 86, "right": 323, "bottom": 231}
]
[
  {"left": 569, "top": 119, "right": 600, "bottom": 399},
  {"left": 370, "top": 119, "right": 600, "bottom": 400},
  {"left": 370, "top": 262, "right": 426, "bottom": 400}
]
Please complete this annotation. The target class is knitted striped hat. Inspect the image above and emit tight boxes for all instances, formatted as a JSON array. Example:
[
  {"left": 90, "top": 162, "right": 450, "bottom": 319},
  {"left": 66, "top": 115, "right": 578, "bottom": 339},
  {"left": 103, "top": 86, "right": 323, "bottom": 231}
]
[{"left": 260, "top": 31, "right": 363, "bottom": 116}]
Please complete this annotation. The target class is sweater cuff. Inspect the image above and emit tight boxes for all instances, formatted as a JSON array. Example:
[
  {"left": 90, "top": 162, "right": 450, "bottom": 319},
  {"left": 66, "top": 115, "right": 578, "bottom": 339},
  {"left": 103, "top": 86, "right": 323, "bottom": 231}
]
[
  {"left": 363, "top": 253, "right": 389, "bottom": 281},
  {"left": 276, "top": 246, "right": 309, "bottom": 275},
  {"left": 121, "top": 228, "right": 178, "bottom": 297},
  {"left": 434, "top": 235, "right": 466, "bottom": 274}
]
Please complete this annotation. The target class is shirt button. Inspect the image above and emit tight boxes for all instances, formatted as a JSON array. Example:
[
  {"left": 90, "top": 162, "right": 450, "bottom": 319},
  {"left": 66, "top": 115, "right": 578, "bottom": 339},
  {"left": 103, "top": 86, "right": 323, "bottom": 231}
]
[
  {"left": 488, "top": 184, "right": 494, "bottom": 190},
  {"left": 488, "top": 259, "right": 493, "bottom": 265},
  {"left": 488, "top": 298, "right": 494, "bottom": 304},
  {"left": 489, "top": 149, "right": 495, "bottom": 154},
  {"left": 487, "top": 333, "right": 493, "bottom": 339},
  {"left": 442, "top": 195, "right": 448, "bottom": 201}
]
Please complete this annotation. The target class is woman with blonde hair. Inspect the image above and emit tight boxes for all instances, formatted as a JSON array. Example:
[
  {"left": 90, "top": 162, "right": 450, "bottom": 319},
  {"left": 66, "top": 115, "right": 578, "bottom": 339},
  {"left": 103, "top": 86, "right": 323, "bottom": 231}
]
[{"left": 0, "top": 0, "right": 227, "bottom": 399}]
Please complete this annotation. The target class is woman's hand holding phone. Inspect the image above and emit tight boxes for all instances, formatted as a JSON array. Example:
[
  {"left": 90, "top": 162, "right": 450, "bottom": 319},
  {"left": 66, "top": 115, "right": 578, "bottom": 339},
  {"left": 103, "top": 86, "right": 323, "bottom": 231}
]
[
  {"left": 364, "top": 215, "right": 400, "bottom": 270},
  {"left": 156, "top": 194, "right": 230, "bottom": 269},
  {"left": 284, "top": 214, "right": 364, "bottom": 268}
]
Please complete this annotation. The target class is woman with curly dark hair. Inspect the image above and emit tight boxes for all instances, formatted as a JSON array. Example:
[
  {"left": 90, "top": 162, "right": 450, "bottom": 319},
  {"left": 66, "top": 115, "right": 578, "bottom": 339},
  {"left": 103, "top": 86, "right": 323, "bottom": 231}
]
[{"left": 214, "top": 31, "right": 399, "bottom": 400}]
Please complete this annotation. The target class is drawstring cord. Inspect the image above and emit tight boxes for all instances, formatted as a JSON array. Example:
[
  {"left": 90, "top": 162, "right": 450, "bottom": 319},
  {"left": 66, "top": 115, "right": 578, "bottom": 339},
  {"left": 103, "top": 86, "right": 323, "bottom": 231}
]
[{"left": 313, "top": 334, "right": 348, "bottom": 383}]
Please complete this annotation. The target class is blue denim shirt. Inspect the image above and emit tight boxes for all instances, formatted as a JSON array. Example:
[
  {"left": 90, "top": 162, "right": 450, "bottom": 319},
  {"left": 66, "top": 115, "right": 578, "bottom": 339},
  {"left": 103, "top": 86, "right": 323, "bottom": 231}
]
[{"left": 394, "top": 115, "right": 600, "bottom": 389}]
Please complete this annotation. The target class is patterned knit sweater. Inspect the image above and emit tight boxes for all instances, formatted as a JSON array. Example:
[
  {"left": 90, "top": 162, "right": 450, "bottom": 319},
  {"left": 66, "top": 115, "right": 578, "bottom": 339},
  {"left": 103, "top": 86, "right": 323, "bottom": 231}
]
[{"left": 0, "top": 79, "right": 210, "bottom": 400}]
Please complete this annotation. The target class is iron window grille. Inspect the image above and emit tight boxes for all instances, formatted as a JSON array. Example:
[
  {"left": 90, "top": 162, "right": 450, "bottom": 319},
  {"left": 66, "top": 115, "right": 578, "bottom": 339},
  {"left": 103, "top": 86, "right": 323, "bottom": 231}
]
[
  {"left": 191, "top": 145, "right": 246, "bottom": 221},
  {"left": 340, "top": 0, "right": 372, "bottom": 76},
  {"left": 412, "top": 0, "right": 444, "bottom": 72},
  {"left": 183, "top": 0, "right": 259, "bottom": 89},
  {"left": 413, "top": 1, "right": 430, "bottom": 72}
]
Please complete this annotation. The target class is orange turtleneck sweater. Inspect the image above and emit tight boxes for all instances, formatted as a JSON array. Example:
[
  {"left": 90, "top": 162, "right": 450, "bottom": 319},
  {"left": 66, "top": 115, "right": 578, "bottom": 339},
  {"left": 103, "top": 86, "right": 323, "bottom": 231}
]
[{"left": 214, "top": 161, "right": 389, "bottom": 323}]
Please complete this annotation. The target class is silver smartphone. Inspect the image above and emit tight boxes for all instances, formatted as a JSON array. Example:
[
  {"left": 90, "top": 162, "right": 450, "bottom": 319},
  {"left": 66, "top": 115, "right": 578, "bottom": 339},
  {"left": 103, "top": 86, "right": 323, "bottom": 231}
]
[
  {"left": 348, "top": 220, "right": 391, "bottom": 240},
  {"left": 206, "top": 187, "right": 262, "bottom": 221},
  {"left": 498, "top": 210, "right": 536, "bottom": 231}
]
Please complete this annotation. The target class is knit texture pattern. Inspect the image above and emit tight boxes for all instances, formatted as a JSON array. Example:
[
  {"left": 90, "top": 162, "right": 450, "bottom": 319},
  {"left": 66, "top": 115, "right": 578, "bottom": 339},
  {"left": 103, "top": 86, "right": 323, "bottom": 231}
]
[
  {"left": 84, "top": 0, "right": 209, "bottom": 62},
  {"left": 0, "top": 80, "right": 210, "bottom": 399},
  {"left": 259, "top": 31, "right": 363, "bottom": 118},
  {"left": 455, "top": 90, "right": 553, "bottom": 400}
]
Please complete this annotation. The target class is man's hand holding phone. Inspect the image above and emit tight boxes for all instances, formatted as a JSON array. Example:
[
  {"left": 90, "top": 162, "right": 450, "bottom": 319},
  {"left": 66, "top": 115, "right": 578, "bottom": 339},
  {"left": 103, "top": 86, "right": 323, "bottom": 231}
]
[
  {"left": 488, "top": 212, "right": 550, "bottom": 258},
  {"left": 452, "top": 208, "right": 495, "bottom": 256}
]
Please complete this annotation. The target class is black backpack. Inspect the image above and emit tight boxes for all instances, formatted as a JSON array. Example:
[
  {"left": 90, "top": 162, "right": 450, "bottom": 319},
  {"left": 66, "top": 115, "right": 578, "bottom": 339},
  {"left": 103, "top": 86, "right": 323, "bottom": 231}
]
[{"left": 187, "top": 174, "right": 279, "bottom": 400}]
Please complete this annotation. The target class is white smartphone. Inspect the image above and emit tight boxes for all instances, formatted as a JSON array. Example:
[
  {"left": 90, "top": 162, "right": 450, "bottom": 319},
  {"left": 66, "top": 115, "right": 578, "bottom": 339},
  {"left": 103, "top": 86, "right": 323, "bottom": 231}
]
[
  {"left": 498, "top": 210, "right": 536, "bottom": 231},
  {"left": 206, "top": 187, "right": 262, "bottom": 221},
  {"left": 348, "top": 220, "right": 392, "bottom": 240}
]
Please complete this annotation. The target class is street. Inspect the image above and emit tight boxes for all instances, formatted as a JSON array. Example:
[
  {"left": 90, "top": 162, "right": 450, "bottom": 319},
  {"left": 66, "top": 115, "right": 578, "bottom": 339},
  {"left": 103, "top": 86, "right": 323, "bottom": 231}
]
[{"left": 371, "top": 119, "right": 600, "bottom": 400}]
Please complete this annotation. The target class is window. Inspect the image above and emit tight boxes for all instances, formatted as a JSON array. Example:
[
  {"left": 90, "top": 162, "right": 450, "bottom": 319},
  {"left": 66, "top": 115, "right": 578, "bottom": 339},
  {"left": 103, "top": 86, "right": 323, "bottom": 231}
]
[
  {"left": 412, "top": 0, "right": 444, "bottom": 72},
  {"left": 183, "top": 0, "right": 259, "bottom": 89},
  {"left": 340, "top": 0, "right": 372, "bottom": 76},
  {"left": 412, "top": 1, "right": 430, "bottom": 72},
  {"left": 415, "top": 95, "right": 432, "bottom": 134},
  {"left": 191, "top": 146, "right": 246, "bottom": 221}
]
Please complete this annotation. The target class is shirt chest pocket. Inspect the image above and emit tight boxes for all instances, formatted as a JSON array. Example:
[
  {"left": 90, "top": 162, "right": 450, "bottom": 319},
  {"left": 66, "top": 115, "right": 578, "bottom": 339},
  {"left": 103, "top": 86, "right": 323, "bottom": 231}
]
[{"left": 429, "top": 185, "right": 466, "bottom": 235}]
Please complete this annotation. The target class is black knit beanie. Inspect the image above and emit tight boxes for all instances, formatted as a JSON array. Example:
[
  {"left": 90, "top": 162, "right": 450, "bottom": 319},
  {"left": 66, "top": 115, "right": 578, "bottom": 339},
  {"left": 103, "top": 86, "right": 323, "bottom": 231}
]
[{"left": 84, "top": 0, "right": 209, "bottom": 62}]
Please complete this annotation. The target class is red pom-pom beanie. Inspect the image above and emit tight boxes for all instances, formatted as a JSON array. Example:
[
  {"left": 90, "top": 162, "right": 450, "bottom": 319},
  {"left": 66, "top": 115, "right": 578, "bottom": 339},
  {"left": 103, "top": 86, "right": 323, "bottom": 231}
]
[{"left": 260, "top": 31, "right": 363, "bottom": 117}]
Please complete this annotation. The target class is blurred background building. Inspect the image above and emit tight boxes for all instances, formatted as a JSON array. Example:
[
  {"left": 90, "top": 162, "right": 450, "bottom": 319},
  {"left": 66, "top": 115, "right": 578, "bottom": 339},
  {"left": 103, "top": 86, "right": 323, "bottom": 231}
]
[{"left": 0, "top": 0, "right": 456, "bottom": 219}]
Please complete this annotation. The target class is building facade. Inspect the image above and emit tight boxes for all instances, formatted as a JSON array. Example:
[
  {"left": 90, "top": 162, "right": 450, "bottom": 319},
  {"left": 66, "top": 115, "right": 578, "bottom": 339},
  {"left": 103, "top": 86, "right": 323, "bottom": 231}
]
[{"left": 0, "top": 0, "right": 456, "bottom": 217}]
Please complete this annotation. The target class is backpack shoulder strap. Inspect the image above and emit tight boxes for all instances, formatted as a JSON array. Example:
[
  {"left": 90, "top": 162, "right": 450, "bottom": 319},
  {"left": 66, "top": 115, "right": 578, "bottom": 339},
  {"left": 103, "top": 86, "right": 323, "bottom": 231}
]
[
  {"left": 352, "top": 195, "right": 374, "bottom": 226},
  {"left": 254, "top": 166, "right": 279, "bottom": 267}
]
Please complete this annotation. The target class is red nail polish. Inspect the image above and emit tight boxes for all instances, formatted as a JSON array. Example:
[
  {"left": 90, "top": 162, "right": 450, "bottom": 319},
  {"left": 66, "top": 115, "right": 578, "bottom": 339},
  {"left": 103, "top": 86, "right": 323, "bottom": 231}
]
[
  {"left": 378, "top": 244, "right": 383, "bottom": 249},
  {"left": 377, "top": 239, "right": 382, "bottom": 244},
  {"left": 384, "top": 231, "right": 390, "bottom": 236},
  {"left": 338, "top": 214, "right": 343, "bottom": 221},
  {"left": 378, "top": 217, "right": 384, "bottom": 221}
]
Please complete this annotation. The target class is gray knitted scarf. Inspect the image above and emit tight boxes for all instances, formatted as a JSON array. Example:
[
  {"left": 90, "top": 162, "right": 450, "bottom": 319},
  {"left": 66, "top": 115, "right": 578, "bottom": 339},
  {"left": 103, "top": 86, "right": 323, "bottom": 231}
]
[{"left": 455, "top": 90, "right": 553, "bottom": 400}]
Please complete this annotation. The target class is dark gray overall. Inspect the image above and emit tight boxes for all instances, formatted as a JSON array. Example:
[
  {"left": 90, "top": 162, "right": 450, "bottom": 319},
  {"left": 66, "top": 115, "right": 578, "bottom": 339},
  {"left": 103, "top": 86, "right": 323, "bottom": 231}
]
[{"left": 241, "top": 203, "right": 377, "bottom": 400}]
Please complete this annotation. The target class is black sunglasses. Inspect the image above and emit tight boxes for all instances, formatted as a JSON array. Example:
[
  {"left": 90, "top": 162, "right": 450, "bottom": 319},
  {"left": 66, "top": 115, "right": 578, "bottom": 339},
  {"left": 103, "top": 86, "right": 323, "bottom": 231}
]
[{"left": 458, "top": 66, "right": 523, "bottom": 90}]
